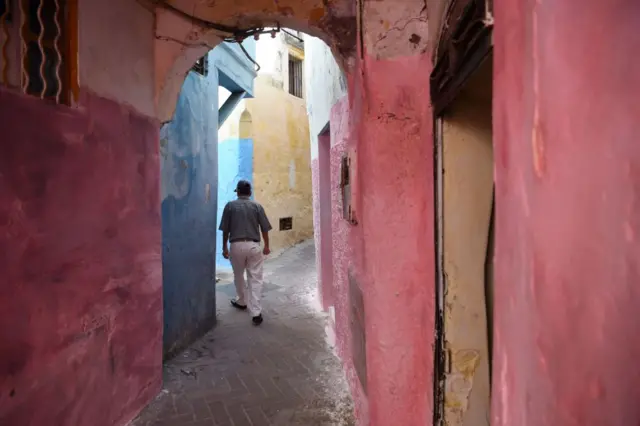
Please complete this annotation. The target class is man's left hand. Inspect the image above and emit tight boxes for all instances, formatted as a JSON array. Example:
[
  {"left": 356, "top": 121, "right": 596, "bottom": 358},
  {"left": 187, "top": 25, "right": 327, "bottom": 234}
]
[
  {"left": 222, "top": 247, "right": 230, "bottom": 259},
  {"left": 263, "top": 246, "right": 271, "bottom": 256}
]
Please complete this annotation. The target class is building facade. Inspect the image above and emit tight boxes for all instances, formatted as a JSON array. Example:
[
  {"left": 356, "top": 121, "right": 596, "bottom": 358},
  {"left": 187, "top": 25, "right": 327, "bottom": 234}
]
[{"left": 0, "top": 0, "right": 638, "bottom": 425}]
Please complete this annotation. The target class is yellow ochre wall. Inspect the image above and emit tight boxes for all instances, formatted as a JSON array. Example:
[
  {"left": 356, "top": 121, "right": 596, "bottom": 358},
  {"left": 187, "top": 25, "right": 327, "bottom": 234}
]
[
  {"left": 441, "top": 58, "right": 493, "bottom": 426},
  {"left": 245, "top": 75, "right": 313, "bottom": 254}
]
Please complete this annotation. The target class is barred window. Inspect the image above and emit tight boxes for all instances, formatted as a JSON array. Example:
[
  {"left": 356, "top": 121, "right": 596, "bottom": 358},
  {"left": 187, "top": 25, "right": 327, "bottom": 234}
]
[
  {"left": 288, "top": 54, "right": 303, "bottom": 98},
  {"left": 0, "top": 0, "right": 75, "bottom": 104}
]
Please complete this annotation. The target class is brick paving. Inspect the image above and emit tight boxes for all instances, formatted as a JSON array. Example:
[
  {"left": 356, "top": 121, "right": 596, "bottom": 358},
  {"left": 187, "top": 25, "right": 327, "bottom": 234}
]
[{"left": 132, "top": 241, "right": 355, "bottom": 426}]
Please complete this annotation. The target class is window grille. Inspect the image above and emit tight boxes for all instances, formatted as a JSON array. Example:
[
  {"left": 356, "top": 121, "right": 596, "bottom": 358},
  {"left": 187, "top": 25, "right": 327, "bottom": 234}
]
[
  {"left": 0, "top": 0, "right": 75, "bottom": 104},
  {"left": 0, "top": 0, "right": 15, "bottom": 87},
  {"left": 279, "top": 217, "right": 293, "bottom": 231},
  {"left": 288, "top": 55, "right": 303, "bottom": 98}
]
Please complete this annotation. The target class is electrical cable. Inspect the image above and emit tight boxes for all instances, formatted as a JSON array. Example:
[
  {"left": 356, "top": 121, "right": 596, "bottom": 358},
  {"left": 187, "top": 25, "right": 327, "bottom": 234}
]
[{"left": 237, "top": 40, "right": 261, "bottom": 72}]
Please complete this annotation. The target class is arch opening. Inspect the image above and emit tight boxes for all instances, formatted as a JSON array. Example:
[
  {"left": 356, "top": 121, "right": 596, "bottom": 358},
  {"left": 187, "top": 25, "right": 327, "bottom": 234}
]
[
  {"left": 154, "top": 0, "right": 356, "bottom": 122},
  {"left": 157, "top": 4, "right": 351, "bottom": 356},
  {"left": 150, "top": 11, "right": 358, "bottom": 423}
]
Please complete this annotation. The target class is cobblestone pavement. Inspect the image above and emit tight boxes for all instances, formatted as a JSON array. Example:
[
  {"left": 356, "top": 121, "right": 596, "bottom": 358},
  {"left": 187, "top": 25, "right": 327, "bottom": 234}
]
[{"left": 132, "top": 241, "right": 355, "bottom": 426}]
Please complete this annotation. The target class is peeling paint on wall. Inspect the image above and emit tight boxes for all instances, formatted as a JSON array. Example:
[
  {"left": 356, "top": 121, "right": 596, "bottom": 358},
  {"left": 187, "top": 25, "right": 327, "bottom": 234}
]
[
  {"left": 444, "top": 349, "right": 482, "bottom": 425},
  {"left": 441, "top": 76, "right": 493, "bottom": 426}
]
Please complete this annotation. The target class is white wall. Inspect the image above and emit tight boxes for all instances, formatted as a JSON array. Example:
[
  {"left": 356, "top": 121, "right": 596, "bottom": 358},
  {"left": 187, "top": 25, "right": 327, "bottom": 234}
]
[
  {"left": 80, "top": 0, "right": 156, "bottom": 117},
  {"left": 303, "top": 35, "right": 347, "bottom": 160},
  {"left": 255, "top": 31, "right": 307, "bottom": 97},
  {"left": 255, "top": 33, "right": 286, "bottom": 88}
]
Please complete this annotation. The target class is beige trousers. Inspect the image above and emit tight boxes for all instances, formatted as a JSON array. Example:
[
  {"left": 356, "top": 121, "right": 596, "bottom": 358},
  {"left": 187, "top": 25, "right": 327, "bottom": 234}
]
[{"left": 230, "top": 241, "right": 264, "bottom": 316}]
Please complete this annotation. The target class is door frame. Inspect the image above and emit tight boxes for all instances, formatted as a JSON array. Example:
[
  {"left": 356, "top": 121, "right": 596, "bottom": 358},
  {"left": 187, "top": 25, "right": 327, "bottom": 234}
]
[{"left": 432, "top": 116, "right": 446, "bottom": 426}]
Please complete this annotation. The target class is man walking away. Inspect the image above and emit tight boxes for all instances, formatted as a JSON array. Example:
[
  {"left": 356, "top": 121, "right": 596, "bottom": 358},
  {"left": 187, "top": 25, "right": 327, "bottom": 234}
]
[{"left": 219, "top": 180, "right": 272, "bottom": 325}]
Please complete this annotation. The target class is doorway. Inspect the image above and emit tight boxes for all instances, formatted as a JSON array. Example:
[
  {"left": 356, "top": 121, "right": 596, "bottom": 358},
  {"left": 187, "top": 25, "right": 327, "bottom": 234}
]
[
  {"left": 436, "top": 54, "right": 494, "bottom": 426},
  {"left": 430, "top": 0, "right": 495, "bottom": 423}
]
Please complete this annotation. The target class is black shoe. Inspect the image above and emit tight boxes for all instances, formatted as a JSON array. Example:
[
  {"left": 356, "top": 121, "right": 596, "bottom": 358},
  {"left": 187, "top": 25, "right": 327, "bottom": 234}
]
[
  {"left": 231, "top": 300, "right": 247, "bottom": 310},
  {"left": 252, "top": 314, "right": 263, "bottom": 325}
]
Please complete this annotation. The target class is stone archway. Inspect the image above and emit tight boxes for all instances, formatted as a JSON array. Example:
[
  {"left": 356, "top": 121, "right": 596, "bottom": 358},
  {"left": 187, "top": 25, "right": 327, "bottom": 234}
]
[
  {"left": 153, "top": 0, "right": 358, "bottom": 122},
  {"left": 150, "top": 2, "right": 435, "bottom": 426},
  {"left": 153, "top": 0, "right": 358, "bottom": 365},
  {"left": 153, "top": 0, "right": 358, "bottom": 360}
]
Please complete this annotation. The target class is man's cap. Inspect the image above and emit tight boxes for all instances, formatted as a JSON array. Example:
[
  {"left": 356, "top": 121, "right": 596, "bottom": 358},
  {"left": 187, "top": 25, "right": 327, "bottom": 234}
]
[{"left": 235, "top": 180, "right": 252, "bottom": 193}]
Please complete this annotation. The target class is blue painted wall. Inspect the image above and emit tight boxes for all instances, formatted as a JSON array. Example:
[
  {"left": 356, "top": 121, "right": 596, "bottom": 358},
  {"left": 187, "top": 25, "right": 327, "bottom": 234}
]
[
  {"left": 216, "top": 137, "right": 254, "bottom": 269},
  {"left": 213, "top": 39, "right": 257, "bottom": 97},
  {"left": 160, "top": 70, "right": 219, "bottom": 357},
  {"left": 160, "top": 41, "right": 256, "bottom": 357}
]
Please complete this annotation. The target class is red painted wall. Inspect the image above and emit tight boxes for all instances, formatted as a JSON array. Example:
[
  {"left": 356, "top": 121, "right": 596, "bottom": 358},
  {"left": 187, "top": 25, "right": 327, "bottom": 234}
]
[
  {"left": 492, "top": 0, "right": 640, "bottom": 424},
  {"left": 0, "top": 88, "right": 162, "bottom": 426},
  {"left": 313, "top": 96, "right": 369, "bottom": 420},
  {"left": 332, "top": 96, "right": 371, "bottom": 421},
  {"left": 314, "top": 52, "right": 435, "bottom": 425},
  {"left": 356, "top": 53, "right": 435, "bottom": 426}
]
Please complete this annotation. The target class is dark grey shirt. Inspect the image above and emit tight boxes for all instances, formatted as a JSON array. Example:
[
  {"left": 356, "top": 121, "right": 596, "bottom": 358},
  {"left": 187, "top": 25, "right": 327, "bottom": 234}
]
[{"left": 219, "top": 197, "right": 272, "bottom": 243}]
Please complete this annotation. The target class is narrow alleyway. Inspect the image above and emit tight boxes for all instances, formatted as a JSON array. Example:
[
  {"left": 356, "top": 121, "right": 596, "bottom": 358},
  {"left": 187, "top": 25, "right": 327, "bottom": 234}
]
[{"left": 132, "top": 241, "right": 355, "bottom": 426}]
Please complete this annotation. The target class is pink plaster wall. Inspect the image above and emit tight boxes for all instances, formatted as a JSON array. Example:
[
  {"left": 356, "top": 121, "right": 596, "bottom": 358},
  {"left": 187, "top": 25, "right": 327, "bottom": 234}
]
[
  {"left": 312, "top": 51, "right": 435, "bottom": 425},
  {"left": 0, "top": 87, "right": 162, "bottom": 426},
  {"left": 313, "top": 132, "right": 334, "bottom": 309},
  {"left": 355, "top": 53, "right": 434, "bottom": 426},
  {"left": 492, "top": 0, "right": 640, "bottom": 424},
  {"left": 330, "top": 97, "right": 370, "bottom": 423},
  {"left": 312, "top": 97, "right": 369, "bottom": 422}
]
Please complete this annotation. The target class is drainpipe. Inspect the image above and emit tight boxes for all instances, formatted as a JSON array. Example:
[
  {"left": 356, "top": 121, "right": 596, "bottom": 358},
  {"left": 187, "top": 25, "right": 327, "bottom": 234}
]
[{"left": 218, "top": 91, "right": 246, "bottom": 128}]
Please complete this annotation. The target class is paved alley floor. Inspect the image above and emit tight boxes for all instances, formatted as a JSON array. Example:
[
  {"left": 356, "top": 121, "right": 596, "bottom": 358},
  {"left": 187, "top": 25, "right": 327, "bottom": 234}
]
[{"left": 132, "top": 241, "right": 355, "bottom": 426}]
